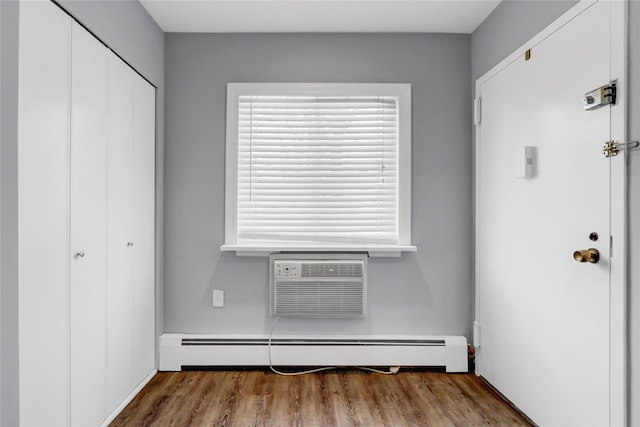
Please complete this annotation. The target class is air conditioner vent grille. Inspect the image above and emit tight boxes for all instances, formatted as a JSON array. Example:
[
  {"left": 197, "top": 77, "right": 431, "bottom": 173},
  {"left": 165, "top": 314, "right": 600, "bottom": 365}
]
[
  {"left": 301, "top": 263, "right": 363, "bottom": 278},
  {"left": 274, "top": 281, "right": 364, "bottom": 317}
]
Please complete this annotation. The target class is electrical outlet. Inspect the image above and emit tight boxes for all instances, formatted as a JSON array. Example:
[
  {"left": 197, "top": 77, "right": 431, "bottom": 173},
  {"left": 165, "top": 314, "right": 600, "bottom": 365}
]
[{"left": 212, "top": 289, "right": 224, "bottom": 307}]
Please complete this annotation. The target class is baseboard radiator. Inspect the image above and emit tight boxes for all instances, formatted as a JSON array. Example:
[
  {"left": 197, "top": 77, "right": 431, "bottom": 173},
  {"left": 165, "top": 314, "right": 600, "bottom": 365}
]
[{"left": 159, "top": 334, "right": 468, "bottom": 373}]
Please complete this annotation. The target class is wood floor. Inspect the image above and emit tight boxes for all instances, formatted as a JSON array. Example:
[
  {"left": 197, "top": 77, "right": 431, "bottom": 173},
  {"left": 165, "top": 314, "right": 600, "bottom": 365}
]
[{"left": 110, "top": 369, "right": 532, "bottom": 426}]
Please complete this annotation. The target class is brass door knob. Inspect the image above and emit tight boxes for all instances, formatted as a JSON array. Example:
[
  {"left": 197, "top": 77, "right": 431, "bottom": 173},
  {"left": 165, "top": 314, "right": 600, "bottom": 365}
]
[{"left": 573, "top": 248, "right": 599, "bottom": 263}]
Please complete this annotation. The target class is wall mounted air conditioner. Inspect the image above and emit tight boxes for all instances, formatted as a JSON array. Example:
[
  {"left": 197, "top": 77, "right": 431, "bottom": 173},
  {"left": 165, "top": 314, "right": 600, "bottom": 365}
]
[{"left": 270, "top": 253, "right": 367, "bottom": 318}]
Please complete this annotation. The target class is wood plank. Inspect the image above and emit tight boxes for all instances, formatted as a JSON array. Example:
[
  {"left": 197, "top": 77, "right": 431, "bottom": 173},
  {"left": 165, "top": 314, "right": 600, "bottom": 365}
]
[{"left": 110, "top": 370, "right": 533, "bottom": 426}]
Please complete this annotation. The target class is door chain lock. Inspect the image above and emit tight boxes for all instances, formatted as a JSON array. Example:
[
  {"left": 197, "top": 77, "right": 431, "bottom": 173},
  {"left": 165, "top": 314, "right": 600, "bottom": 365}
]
[{"left": 603, "top": 140, "right": 640, "bottom": 158}]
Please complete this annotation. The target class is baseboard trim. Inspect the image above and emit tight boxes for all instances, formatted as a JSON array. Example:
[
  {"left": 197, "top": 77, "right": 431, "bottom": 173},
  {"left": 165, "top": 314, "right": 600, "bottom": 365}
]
[
  {"left": 160, "top": 334, "right": 469, "bottom": 373},
  {"left": 99, "top": 370, "right": 157, "bottom": 427},
  {"left": 478, "top": 375, "right": 537, "bottom": 426}
]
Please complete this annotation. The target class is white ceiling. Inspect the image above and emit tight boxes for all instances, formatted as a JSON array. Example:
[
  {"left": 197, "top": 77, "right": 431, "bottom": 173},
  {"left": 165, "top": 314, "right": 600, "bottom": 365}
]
[{"left": 140, "top": 0, "right": 501, "bottom": 33}]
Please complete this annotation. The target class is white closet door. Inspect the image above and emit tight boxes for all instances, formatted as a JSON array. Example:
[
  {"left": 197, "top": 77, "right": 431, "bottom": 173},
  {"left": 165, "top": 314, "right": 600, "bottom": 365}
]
[
  {"left": 69, "top": 21, "right": 109, "bottom": 426},
  {"left": 107, "top": 50, "right": 136, "bottom": 412},
  {"left": 132, "top": 76, "right": 156, "bottom": 384},
  {"left": 18, "top": 1, "right": 71, "bottom": 425}
]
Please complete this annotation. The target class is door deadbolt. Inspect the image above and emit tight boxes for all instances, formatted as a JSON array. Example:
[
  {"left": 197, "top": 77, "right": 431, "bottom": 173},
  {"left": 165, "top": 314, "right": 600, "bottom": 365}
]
[
  {"left": 573, "top": 248, "right": 599, "bottom": 264},
  {"left": 589, "top": 232, "right": 599, "bottom": 242}
]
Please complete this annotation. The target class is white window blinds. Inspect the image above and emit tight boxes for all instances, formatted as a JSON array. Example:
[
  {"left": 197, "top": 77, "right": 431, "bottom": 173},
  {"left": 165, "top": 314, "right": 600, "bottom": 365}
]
[
  {"left": 224, "top": 83, "right": 412, "bottom": 251},
  {"left": 236, "top": 94, "right": 399, "bottom": 245}
]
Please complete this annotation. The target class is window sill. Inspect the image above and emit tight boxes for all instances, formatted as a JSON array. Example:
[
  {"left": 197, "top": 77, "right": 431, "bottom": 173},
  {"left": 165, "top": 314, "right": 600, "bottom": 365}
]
[{"left": 220, "top": 244, "right": 417, "bottom": 258}]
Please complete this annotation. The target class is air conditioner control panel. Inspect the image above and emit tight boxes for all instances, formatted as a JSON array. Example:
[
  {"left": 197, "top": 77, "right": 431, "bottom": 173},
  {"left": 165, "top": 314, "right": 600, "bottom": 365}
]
[{"left": 274, "top": 261, "right": 301, "bottom": 279}]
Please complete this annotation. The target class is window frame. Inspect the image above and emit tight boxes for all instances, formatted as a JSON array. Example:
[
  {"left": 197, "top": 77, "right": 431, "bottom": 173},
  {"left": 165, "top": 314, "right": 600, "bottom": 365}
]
[{"left": 223, "top": 82, "right": 415, "bottom": 256}]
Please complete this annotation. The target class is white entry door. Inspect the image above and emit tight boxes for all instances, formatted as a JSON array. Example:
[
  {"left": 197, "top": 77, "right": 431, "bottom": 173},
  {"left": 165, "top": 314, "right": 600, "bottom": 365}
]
[{"left": 475, "top": 1, "right": 626, "bottom": 425}]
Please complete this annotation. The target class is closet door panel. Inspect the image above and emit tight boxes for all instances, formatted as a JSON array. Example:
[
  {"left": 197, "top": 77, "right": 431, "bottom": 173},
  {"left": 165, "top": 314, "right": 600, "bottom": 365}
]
[
  {"left": 133, "top": 76, "right": 156, "bottom": 383},
  {"left": 18, "top": 2, "right": 71, "bottom": 425},
  {"left": 107, "top": 51, "right": 136, "bottom": 412},
  {"left": 69, "top": 21, "right": 109, "bottom": 426}
]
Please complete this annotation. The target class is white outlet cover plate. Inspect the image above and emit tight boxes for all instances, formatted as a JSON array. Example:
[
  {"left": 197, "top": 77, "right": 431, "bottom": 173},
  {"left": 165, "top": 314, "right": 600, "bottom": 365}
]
[{"left": 213, "top": 290, "right": 224, "bottom": 307}]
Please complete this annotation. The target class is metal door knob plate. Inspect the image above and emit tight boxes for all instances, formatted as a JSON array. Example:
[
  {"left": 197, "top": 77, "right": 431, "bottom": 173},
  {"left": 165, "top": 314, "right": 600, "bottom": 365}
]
[{"left": 573, "top": 248, "right": 599, "bottom": 263}]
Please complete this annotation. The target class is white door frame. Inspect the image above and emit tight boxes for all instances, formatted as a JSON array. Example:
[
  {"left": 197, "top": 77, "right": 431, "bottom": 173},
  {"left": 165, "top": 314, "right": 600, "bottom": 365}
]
[{"left": 474, "top": 0, "right": 627, "bottom": 424}]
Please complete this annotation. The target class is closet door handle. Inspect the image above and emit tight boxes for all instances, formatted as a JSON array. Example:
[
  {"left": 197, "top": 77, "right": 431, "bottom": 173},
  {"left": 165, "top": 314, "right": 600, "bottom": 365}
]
[{"left": 74, "top": 252, "right": 85, "bottom": 258}]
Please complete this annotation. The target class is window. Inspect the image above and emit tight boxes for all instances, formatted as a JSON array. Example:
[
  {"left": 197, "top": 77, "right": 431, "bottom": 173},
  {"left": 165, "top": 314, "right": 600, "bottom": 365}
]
[{"left": 223, "top": 83, "right": 414, "bottom": 254}]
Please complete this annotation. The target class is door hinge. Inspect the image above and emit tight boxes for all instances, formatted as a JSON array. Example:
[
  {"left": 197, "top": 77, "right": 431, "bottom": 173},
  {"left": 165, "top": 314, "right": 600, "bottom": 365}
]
[
  {"left": 474, "top": 98, "right": 481, "bottom": 126},
  {"left": 603, "top": 140, "right": 639, "bottom": 158},
  {"left": 473, "top": 321, "right": 481, "bottom": 348},
  {"left": 584, "top": 82, "right": 616, "bottom": 110}
]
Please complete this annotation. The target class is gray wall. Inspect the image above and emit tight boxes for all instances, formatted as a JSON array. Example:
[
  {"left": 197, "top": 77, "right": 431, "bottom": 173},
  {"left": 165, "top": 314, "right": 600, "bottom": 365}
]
[
  {"left": 164, "top": 34, "right": 472, "bottom": 338},
  {"left": 57, "top": 0, "right": 164, "bottom": 87},
  {"left": 471, "top": 0, "right": 578, "bottom": 83},
  {"left": 471, "top": 0, "right": 639, "bottom": 424},
  {"left": 0, "top": 0, "right": 164, "bottom": 424},
  {"left": 1, "top": 1, "right": 20, "bottom": 425}
]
